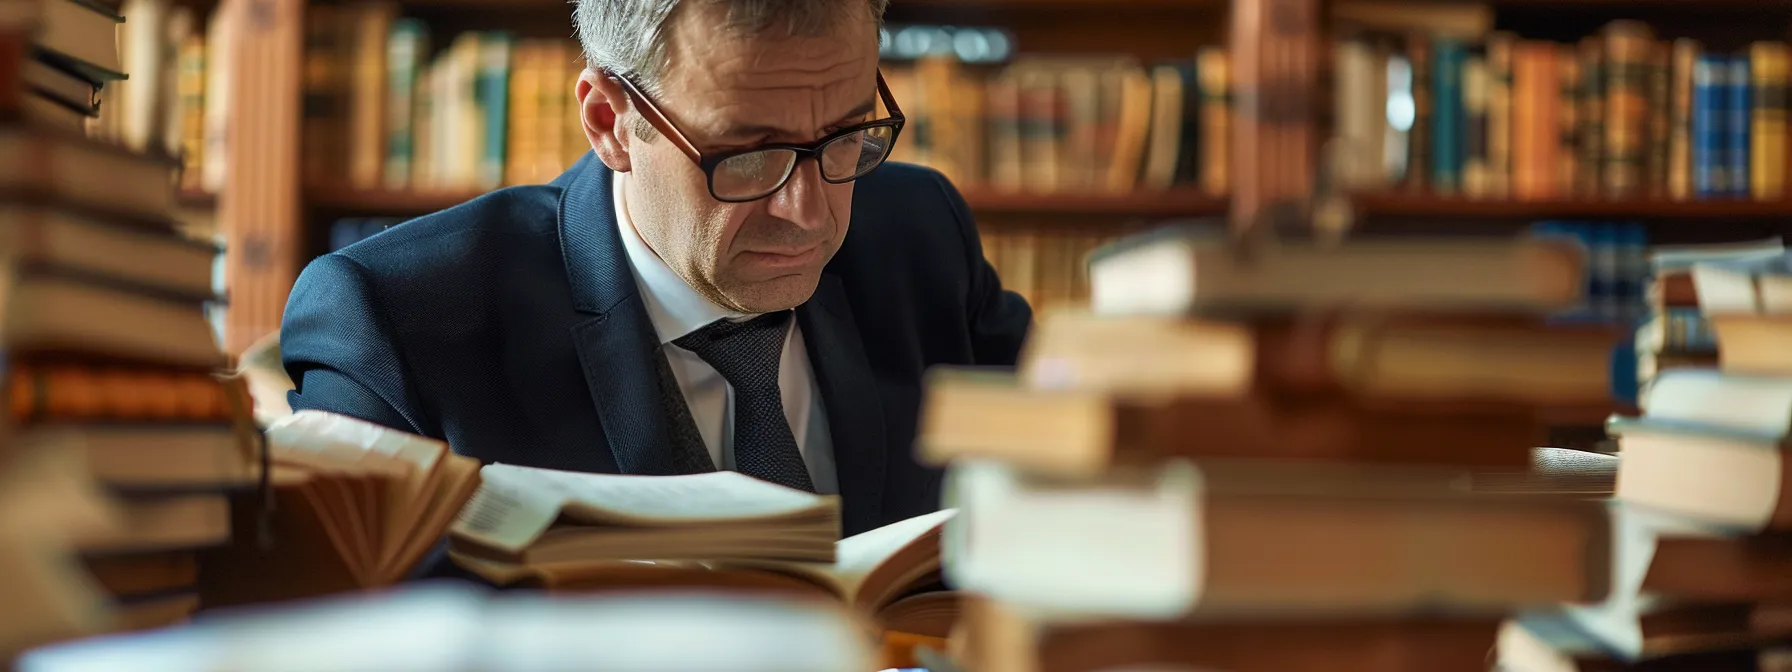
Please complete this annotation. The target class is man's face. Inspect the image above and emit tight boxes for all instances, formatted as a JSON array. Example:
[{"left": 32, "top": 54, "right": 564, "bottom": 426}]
[{"left": 617, "top": 10, "right": 880, "bottom": 314}]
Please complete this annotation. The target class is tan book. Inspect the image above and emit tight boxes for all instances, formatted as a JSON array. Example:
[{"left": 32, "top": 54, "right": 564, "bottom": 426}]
[
  {"left": 0, "top": 268, "right": 223, "bottom": 368},
  {"left": 0, "top": 202, "right": 217, "bottom": 297},
  {"left": 1751, "top": 41, "right": 1788, "bottom": 201},
  {"left": 919, "top": 370, "right": 1542, "bottom": 474},
  {"left": 1668, "top": 39, "right": 1701, "bottom": 201},
  {"left": 944, "top": 460, "right": 1612, "bottom": 620},
  {"left": 346, "top": 2, "right": 396, "bottom": 189},
  {"left": 40, "top": 0, "right": 123, "bottom": 77},
  {"left": 1013, "top": 309, "right": 1617, "bottom": 405},
  {"left": 1195, "top": 46, "right": 1230, "bottom": 196},
  {"left": 1612, "top": 416, "right": 1792, "bottom": 533},
  {"left": 0, "top": 125, "right": 178, "bottom": 219},
  {"left": 454, "top": 508, "right": 958, "bottom": 638},
  {"left": 1711, "top": 315, "right": 1792, "bottom": 376},
  {"left": 1087, "top": 225, "right": 1585, "bottom": 316},
  {"left": 198, "top": 411, "right": 481, "bottom": 607}
]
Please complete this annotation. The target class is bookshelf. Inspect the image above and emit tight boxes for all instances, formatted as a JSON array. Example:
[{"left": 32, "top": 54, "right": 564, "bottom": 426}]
[{"left": 211, "top": 0, "right": 1792, "bottom": 353}]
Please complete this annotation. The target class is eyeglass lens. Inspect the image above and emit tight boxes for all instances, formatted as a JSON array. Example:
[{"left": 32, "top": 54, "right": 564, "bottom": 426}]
[{"left": 711, "top": 126, "right": 897, "bottom": 200}]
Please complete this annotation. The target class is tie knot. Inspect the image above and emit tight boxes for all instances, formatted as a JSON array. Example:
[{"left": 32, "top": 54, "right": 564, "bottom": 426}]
[{"left": 672, "top": 311, "right": 793, "bottom": 389}]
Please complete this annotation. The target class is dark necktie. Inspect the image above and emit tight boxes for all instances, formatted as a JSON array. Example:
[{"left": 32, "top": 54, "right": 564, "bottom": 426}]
[{"left": 672, "top": 310, "right": 816, "bottom": 492}]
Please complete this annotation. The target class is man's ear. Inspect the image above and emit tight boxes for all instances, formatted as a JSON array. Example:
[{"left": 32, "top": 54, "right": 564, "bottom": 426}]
[{"left": 577, "top": 69, "right": 632, "bottom": 173}]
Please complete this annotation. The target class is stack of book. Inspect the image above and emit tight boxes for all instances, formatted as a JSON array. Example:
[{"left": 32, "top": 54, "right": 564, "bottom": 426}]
[
  {"left": 1633, "top": 238, "right": 1785, "bottom": 394},
  {"left": 2, "top": 0, "right": 256, "bottom": 635},
  {"left": 916, "top": 223, "right": 1625, "bottom": 671},
  {"left": 14, "top": 0, "right": 123, "bottom": 133},
  {"left": 1521, "top": 252, "right": 1792, "bottom": 669}
]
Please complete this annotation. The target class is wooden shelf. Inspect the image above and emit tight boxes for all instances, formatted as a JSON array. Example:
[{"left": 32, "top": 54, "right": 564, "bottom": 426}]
[
  {"left": 306, "top": 185, "right": 1228, "bottom": 219},
  {"left": 961, "top": 188, "right": 1226, "bottom": 217},
  {"left": 306, "top": 186, "right": 479, "bottom": 216},
  {"left": 1354, "top": 194, "right": 1792, "bottom": 220}
]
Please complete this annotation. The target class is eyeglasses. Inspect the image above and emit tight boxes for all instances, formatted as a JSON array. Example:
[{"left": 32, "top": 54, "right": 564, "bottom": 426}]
[{"left": 610, "top": 70, "right": 906, "bottom": 203}]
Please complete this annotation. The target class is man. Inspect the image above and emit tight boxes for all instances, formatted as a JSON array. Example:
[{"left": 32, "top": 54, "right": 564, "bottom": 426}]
[{"left": 280, "top": 0, "right": 1032, "bottom": 537}]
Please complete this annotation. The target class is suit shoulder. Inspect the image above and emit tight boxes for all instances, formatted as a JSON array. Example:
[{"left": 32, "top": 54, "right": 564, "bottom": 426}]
[
  {"left": 331, "top": 184, "right": 564, "bottom": 272},
  {"left": 855, "top": 161, "right": 964, "bottom": 210}
]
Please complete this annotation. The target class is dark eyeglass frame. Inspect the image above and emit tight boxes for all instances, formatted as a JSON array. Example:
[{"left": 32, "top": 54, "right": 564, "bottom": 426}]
[{"left": 609, "top": 70, "right": 907, "bottom": 203}]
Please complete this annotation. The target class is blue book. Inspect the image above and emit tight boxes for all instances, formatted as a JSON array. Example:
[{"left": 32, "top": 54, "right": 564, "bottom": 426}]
[
  {"left": 1431, "top": 39, "right": 1465, "bottom": 194},
  {"left": 1692, "top": 54, "right": 1727, "bottom": 198},
  {"left": 1729, "top": 54, "right": 1753, "bottom": 198}
]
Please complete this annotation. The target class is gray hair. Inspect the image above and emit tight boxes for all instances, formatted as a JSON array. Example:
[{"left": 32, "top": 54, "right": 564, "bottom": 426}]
[{"left": 574, "top": 0, "right": 888, "bottom": 98}]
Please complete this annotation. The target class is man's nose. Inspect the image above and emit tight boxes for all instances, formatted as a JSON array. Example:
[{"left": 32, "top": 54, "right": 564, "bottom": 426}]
[{"left": 764, "top": 158, "right": 830, "bottom": 229}]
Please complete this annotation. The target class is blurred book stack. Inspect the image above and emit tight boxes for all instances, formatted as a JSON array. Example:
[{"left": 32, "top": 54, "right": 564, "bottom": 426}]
[
  {"left": 916, "top": 222, "right": 1629, "bottom": 671},
  {"left": 12, "top": 0, "right": 122, "bottom": 133},
  {"left": 1632, "top": 238, "right": 1785, "bottom": 394},
  {"left": 1, "top": 0, "right": 256, "bottom": 636},
  {"left": 1508, "top": 251, "right": 1792, "bottom": 669}
]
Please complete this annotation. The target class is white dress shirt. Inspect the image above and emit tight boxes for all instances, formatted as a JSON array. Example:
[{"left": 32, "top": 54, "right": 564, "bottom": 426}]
[{"left": 611, "top": 171, "right": 839, "bottom": 494}]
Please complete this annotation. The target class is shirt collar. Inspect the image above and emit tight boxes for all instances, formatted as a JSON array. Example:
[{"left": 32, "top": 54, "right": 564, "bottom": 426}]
[{"left": 613, "top": 171, "right": 752, "bottom": 345}]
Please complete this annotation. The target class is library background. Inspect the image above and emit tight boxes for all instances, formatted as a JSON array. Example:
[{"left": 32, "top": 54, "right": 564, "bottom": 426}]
[{"left": 4, "top": 0, "right": 1792, "bottom": 669}]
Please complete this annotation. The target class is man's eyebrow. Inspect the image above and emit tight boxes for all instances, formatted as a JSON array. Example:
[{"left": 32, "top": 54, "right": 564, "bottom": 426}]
[{"left": 717, "top": 98, "right": 881, "bottom": 141}]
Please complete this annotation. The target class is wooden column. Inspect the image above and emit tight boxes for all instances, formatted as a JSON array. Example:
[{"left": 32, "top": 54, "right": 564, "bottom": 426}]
[
  {"left": 221, "top": 0, "right": 304, "bottom": 355},
  {"left": 1229, "top": 0, "right": 1320, "bottom": 238}
]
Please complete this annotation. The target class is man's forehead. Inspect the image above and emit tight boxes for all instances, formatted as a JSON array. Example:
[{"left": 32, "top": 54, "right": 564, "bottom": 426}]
[{"left": 659, "top": 31, "right": 880, "bottom": 139}]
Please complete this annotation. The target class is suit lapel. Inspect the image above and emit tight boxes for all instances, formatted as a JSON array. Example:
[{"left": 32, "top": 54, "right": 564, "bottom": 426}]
[
  {"left": 559, "top": 154, "right": 715, "bottom": 475},
  {"left": 797, "top": 275, "right": 887, "bottom": 534}
]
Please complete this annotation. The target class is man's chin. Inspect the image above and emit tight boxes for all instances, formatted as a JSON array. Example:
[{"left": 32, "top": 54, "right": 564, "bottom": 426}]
[{"left": 722, "top": 270, "right": 825, "bottom": 313}]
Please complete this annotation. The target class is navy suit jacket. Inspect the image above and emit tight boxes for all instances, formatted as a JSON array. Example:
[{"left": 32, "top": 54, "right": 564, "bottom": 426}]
[{"left": 281, "top": 153, "right": 1033, "bottom": 537}]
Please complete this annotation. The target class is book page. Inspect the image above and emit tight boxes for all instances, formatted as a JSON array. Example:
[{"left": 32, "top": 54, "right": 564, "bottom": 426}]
[
  {"left": 830, "top": 509, "right": 956, "bottom": 598},
  {"left": 446, "top": 468, "right": 569, "bottom": 554},
  {"left": 485, "top": 464, "right": 832, "bottom": 526},
  {"left": 268, "top": 411, "right": 444, "bottom": 486}
]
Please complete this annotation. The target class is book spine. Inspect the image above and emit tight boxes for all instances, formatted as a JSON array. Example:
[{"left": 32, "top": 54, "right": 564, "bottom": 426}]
[
  {"left": 476, "top": 32, "right": 512, "bottom": 190},
  {"left": 1197, "top": 47, "right": 1231, "bottom": 196},
  {"left": 1668, "top": 40, "right": 1700, "bottom": 200},
  {"left": 1557, "top": 47, "right": 1579, "bottom": 197},
  {"left": 347, "top": 4, "right": 393, "bottom": 190},
  {"left": 1729, "top": 54, "right": 1752, "bottom": 198},
  {"left": 1430, "top": 38, "right": 1465, "bottom": 195},
  {"left": 1750, "top": 41, "right": 1787, "bottom": 201},
  {"left": 1486, "top": 32, "right": 1515, "bottom": 199},
  {"left": 1603, "top": 24, "right": 1651, "bottom": 199},
  {"left": 1692, "top": 54, "right": 1725, "bottom": 198},
  {"left": 1405, "top": 34, "right": 1432, "bottom": 193},
  {"left": 1462, "top": 55, "right": 1491, "bottom": 198},
  {"left": 383, "top": 19, "right": 426, "bottom": 191},
  {"left": 176, "top": 34, "right": 207, "bottom": 193},
  {"left": 1646, "top": 42, "right": 1672, "bottom": 199},
  {"left": 1577, "top": 37, "right": 1603, "bottom": 198}
]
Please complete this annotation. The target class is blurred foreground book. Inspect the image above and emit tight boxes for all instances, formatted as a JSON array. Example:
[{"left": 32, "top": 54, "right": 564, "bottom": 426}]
[
  {"left": 0, "top": 442, "right": 124, "bottom": 662},
  {"left": 18, "top": 582, "right": 876, "bottom": 672}
]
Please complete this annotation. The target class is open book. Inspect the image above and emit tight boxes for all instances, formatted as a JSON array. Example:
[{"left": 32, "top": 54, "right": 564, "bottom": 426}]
[
  {"left": 447, "top": 464, "right": 842, "bottom": 565},
  {"left": 445, "top": 464, "right": 956, "bottom": 637},
  {"left": 199, "top": 411, "right": 481, "bottom": 607}
]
